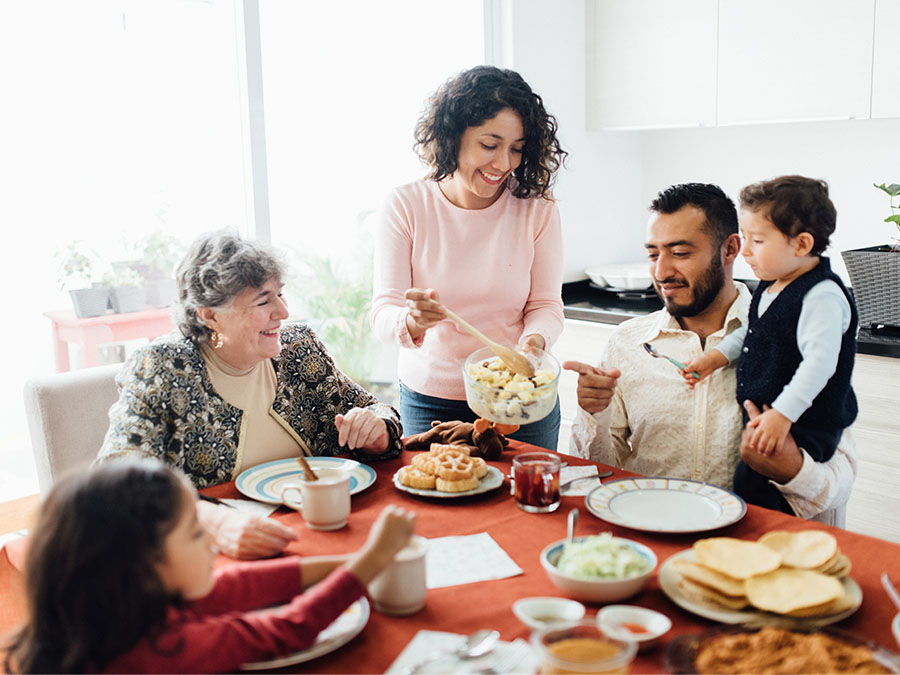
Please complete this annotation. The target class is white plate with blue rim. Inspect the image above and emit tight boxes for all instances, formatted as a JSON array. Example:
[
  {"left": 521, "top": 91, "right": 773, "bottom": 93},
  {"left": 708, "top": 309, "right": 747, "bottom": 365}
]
[
  {"left": 240, "top": 597, "right": 369, "bottom": 670},
  {"left": 585, "top": 477, "right": 746, "bottom": 534},
  {"left": 236, "top": 457, "right": 376, "bottom": 505}
]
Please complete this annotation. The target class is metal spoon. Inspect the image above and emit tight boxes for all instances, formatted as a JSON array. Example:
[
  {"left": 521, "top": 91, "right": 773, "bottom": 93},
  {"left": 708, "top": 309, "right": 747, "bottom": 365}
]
[
  {"left": 882, "top": 573, "right": 900, "bottom": 611},
  {"left": 567, "top": 507, "right": 579, "bottom": 544},
  {"left": 642, "top": 342, "right": 699, "bottom": 379},
  {"left": 444, "top": 307, "right": 535, "bottom": 378},
  {"left": 560, "top": 471, "right": 613, "bottom": 493},
  {"left": 405, "top": 629, "right": 500, "bottom": 674}
]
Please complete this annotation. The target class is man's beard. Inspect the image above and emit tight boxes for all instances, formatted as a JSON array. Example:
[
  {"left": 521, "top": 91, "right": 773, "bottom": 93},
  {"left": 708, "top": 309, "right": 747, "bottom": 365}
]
[{"left": 656, "top": 254, "right": 725, "bottom": 319}]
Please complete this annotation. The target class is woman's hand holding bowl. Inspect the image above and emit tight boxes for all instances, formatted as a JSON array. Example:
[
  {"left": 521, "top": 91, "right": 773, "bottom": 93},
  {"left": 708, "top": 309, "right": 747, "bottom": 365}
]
[
  {"left": 404, "top": 288, "right": 446, "bottom": 339},
  {"left": 335, "top": 408, "right": 389, "bottom": 453}
]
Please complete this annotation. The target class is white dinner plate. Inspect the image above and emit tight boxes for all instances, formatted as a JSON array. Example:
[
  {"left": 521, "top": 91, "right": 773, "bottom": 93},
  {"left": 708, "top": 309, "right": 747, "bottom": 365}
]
[
  {"left": 658, "top": 549, "right": 862, "bottom": 626},
  {"left": 235, "top": 457, "right": 376, "bottom": 505},
  {"left": 392, "top": 465, "right": 505, "bottom": 499},
  {"left": 585, "top": 477, "right": 746, "bottom": 533},
  {"left": 240, "top": 597, "right": 369, "bottom": 670}
]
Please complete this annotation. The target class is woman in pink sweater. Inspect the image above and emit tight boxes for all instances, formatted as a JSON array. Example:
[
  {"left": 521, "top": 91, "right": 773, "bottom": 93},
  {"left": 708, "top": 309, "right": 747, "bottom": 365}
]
[
  {"left": 371, "top": 66, "right": 567, "bottom": 450},
  {"left": 4, "top": 458, "right": 416, "bottom": 673}
]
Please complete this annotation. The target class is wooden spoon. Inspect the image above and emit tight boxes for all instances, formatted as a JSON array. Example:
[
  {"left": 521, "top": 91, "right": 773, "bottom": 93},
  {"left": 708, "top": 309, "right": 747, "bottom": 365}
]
[
  {"left": 443, "top": 307, "right": 535, "bottom": 377},
  {"left": 296, "top": 455, "right": 318, "bottom": 481}
]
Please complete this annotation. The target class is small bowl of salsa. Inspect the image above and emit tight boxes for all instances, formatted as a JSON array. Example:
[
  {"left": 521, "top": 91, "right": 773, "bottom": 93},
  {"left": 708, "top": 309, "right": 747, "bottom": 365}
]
[{"left": 596, "top": 604, "right": 672, "bottom": 651}]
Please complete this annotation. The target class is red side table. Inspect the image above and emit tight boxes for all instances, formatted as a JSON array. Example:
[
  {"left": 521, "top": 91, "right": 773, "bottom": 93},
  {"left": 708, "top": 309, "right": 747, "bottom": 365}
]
[{"left": 43, "top": 307, "right": 175, "bottom": 372}]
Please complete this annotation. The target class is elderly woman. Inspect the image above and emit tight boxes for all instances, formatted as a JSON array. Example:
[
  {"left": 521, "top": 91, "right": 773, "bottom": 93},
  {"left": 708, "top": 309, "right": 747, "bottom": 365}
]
[{"left": 98, "top": 232, "right": 403, "bottom": 559}]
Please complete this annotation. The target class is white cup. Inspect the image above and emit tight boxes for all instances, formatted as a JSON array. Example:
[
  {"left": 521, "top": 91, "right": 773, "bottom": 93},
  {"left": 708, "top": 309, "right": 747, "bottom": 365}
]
[
  {"left": 368, "top": 535, "right": 428, "bottom": 616},
  {"left": 281, "top": 468, "right": 351, "bottom": 531}
]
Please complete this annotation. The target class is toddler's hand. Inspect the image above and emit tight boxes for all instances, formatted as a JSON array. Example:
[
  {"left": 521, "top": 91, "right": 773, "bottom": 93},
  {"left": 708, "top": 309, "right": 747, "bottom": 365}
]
[
  {"left": 680, "top": 350, "right": 728, "bottom": 389},
  {"left": 747, "top": 408, "right": 792, "bottom": 456}
]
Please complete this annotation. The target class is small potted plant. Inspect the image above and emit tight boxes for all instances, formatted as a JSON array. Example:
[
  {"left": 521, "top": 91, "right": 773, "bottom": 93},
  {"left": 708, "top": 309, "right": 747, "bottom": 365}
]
[
  {"left": 103, "top": 266, "right": 146, "bottom": 314},
  {"left": 136, "top": 231, "right": 184, "bottom": 308},
  {"left": 56, "top": 241, "right": 109, "bottom": 318},
  {"left": 841, "top": 183, "right": 900, "bottom": 330}
]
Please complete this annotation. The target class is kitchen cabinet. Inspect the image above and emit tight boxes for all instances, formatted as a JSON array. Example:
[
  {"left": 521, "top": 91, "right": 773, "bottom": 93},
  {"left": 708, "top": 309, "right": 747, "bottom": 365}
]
[
  {"left": 872, "top": 0, "right": 900, "bottom": 119},
  {"left": 586, "top": 0, "right": 881, "bottom": 129},
  {"left": 553, "top": 319, "right": 616, "bottom": 453},
  {"left": 586, "top": 0, "right": 717, "bottom": 130},
  {"left": 717, "top": 0, "right": 874, "bottom": 125}
]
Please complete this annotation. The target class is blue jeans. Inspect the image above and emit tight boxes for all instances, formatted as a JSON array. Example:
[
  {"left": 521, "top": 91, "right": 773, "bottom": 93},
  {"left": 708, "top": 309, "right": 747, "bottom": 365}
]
[{"left": 398, "top": 382, "right": 561, "bottom": 451}]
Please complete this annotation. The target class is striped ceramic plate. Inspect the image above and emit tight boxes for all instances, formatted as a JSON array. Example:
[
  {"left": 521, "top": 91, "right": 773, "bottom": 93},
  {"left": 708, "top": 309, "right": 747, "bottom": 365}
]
[{"left": 235, "top": 457, "right": 376, "bottom": 505}]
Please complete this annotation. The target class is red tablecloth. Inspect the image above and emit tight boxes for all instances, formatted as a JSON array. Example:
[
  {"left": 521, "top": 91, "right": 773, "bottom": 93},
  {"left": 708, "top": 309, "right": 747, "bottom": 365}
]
[{"left": 4, "top": 442, "right": 900, "bottom": 673}]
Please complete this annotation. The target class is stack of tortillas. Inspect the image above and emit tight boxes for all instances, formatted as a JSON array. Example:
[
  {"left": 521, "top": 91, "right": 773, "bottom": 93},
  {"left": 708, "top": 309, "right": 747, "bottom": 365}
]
[{"left": 674, "top": 531, "right": 854, "bottom": 617}]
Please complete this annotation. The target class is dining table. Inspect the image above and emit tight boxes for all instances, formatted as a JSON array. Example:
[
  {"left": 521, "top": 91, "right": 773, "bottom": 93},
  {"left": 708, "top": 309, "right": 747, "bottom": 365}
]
[{"left": 3, "top": 440, "right": 900, "bottom": 673}]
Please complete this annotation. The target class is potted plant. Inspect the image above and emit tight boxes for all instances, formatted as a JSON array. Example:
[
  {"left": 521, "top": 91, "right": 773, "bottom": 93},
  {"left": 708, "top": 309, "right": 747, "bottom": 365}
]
[
  {"left": 841, "top": 183, "right": 900, "bottom": 330},
  {"left": 135, "top": 231, "right": 184, "bottom": 308},
  {"left": 103, "top": 266, "right": 146, "bottom": 314},
  {"left": 56, "top": 241, "right": 109, "bottom": 318}
]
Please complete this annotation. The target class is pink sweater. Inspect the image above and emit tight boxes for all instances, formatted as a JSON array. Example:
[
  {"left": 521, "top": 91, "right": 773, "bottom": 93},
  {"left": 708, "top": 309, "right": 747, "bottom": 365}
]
[
  {"left": 371, "top": 179, "right": 564, "bottom": 400},
  {"left": 103, "top": 558, "right": 365, "bottom": 673}
]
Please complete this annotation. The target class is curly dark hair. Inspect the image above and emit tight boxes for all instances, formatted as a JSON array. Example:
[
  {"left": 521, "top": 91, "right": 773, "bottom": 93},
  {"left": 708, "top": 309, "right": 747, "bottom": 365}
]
[
  {"left": 4, "top": 459, "right": 190, "bottom": 673},
  {"left": 740, "top": 175, "right": 836, "bottom": 255},
  {"left": 414, "top": 65, "right": 567, "bottom": 200}
]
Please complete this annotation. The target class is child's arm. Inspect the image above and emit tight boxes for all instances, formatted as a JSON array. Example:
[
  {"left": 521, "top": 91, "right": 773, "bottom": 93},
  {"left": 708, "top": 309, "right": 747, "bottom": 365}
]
[{"left": 680, "top": 324, "right": 746, "bottom": 387}]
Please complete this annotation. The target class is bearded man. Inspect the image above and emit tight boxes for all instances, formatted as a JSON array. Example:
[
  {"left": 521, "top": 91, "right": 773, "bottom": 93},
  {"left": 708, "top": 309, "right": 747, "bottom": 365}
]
[{"left": 564, "top": 183, "right": 856, "bottom": 525}]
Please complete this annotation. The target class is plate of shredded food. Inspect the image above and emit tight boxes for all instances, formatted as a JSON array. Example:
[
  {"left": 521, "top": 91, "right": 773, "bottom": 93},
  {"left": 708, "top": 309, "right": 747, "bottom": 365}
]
[
  {"left": 664, "top": 625, "right": 900, "bottom": 674},
  {"left": 658, "top": 531, "right": 862, "bottom": 626}
]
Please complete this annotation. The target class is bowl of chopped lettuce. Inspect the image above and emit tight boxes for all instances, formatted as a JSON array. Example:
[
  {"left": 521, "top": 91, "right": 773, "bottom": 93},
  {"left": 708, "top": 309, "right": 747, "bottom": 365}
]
[{"left": 540, "top": 533, "right": 657, "bottom": 603}]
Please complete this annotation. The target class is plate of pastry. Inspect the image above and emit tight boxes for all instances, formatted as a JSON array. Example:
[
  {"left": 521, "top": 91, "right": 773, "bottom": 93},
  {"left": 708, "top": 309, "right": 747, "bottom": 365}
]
[{"left": 393, "top": 444, "right": 505, "bottom": 498}]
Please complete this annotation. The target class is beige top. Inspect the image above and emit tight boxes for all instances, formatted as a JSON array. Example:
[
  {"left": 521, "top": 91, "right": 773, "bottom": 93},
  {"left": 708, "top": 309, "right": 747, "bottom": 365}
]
[
  {"left": 200, "top": 344, "right": 302, "bottom": 472},
  {"left": 569, "top": 282, "right": 858, "bottom": 526}
]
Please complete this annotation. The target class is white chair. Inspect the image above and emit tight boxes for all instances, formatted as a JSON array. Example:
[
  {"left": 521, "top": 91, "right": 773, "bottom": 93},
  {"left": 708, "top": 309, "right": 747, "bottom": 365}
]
[{"left": 23, "top": 363, "right": 122, "bottom": 494}]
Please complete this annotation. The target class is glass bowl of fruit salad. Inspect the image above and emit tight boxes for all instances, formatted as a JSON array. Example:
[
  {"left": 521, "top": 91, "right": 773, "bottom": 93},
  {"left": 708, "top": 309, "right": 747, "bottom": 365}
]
[{"left": 462, "top": 346, "right": 560, "bottom": 425}]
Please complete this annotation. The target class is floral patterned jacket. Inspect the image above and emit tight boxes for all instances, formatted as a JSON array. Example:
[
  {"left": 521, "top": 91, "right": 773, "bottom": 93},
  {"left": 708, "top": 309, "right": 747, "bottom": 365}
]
[{"left": 97, "top": 323, "right": 402, "bottom": 488}]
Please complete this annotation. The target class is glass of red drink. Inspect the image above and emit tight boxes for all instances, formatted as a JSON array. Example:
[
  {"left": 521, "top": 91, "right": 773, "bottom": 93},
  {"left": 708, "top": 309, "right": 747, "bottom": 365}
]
[{"left": 513, "top": 452, "right": 561, "bottom": 513}]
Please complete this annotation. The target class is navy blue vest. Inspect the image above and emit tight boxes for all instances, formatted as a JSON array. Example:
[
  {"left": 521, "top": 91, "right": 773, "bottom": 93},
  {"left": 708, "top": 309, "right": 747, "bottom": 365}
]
[{"left": 736, "top": 257, "right": 858, "bottom": 432}]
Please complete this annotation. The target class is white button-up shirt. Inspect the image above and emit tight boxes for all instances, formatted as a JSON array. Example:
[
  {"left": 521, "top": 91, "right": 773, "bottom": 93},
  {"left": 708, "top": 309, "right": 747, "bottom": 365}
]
[{"left": 570, "top": 283, "right": 857, "bottom": 525}]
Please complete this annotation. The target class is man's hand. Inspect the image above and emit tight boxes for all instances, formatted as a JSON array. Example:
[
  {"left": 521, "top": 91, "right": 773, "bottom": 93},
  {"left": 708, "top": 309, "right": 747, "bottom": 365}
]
[
  {"left": 739, "top": 400, "right": 803, "bottom": 484},
  {"left": 747, "top": 406, "right": 792, "bottom": 455},
  {"left": 561, "top": 361, "right": 621, "bottom": 414},
  {"left": 197, "top": 500, "right": 299, "bottom": 560}
]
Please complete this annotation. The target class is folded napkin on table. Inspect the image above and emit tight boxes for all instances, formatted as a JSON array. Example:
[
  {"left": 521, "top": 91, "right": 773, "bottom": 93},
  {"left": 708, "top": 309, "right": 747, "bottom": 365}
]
[{"left": 386, "top": 630, "right": 539, "bottom": 675}]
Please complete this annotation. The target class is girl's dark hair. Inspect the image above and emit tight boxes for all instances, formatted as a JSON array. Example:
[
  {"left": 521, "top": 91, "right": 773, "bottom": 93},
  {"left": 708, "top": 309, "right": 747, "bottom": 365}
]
[
  {"left": 414, "top": 65, "right": 567, "bottom": 200},
  {"left": 740, "top": 175, "right": 837, "bottom": 255},
  {"left": 4, "top": 459, "right": 189, "bottom": 673}
]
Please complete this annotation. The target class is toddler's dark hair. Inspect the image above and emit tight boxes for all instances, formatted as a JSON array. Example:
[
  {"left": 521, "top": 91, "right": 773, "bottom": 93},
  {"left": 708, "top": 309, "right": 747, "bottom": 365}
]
[{"left": 740, "top": 175, "right": 837, "bottom": 255}]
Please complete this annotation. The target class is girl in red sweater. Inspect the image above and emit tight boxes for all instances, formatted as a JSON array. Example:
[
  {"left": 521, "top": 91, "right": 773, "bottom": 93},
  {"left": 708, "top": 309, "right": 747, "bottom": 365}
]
[{"left": 5, "top": 458, "right": 416, "bottom": 673}]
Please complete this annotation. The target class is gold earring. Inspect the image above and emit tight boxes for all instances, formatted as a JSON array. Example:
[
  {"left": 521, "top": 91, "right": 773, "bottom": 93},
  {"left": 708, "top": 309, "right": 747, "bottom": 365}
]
[{"left": 210, "top": 330, "right": 224, "bottom": 349}]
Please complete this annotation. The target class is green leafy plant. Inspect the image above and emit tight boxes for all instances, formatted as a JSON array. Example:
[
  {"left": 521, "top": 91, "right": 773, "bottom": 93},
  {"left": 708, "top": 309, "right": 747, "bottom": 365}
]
[
  {"left": 55, "top": 241, "right": 98, "bottom": 290},
  {"left": 102, "top": 266, "right": 144, "bottom": 288},
  {"left": 136, "top": 231, "right": 186, "bottom": 279},
  {"left": 874, "top": 182, "right": 900, "bottom": 251}
]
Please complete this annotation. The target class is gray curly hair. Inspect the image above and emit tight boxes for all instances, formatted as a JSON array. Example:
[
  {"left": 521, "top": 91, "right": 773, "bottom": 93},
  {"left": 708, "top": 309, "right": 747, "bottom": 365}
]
[{"left": 174, "top": 231, "right": 285, "bottom": 342}]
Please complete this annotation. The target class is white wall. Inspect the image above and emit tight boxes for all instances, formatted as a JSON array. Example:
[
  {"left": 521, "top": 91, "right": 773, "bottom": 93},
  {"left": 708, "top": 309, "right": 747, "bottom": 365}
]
[
  {"left": 501, "top": 0, "right": 646, "bottom": 283},
  {"left": 505, "top": 1, "right": 900, "bottom": 284},
  {"left": 640, "top": 119, "right": 900, "bottom": 282}
]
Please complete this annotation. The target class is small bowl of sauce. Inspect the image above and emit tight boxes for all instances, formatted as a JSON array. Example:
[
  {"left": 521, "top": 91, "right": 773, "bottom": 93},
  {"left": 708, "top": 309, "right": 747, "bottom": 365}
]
[
  {"left": 596, "top": 604, "right": 672, "bottom": 651},
  {"left": 513, "top": 597, "right": 586, "bottom": 630},
  {"left": 531, "top": 619, "right": 637, "bottom": 674}
]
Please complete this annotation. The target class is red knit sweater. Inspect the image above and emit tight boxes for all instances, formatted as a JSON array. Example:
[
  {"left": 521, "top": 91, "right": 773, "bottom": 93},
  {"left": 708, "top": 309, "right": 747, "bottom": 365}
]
[{"left": 102, "top": 557, "right": 366, "bottom": 673}]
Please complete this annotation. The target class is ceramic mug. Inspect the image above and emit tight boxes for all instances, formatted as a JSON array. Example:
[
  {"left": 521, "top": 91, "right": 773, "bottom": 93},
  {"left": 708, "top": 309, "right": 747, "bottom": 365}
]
[
  {"left": 281, "top": 468, "right": 351, "bottom": 531},
  {"left": 367, "top": 535, "right": 428, "bottom": 616}
]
